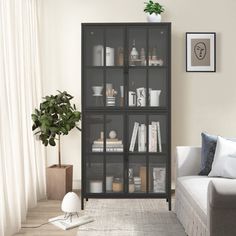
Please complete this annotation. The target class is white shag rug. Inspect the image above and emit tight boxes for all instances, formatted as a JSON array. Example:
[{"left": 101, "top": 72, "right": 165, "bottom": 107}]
[{"left": 77, "top": 199, "right": 186, "bottom": 236}]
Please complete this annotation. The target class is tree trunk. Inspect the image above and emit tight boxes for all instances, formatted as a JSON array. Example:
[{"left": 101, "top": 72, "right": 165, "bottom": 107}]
[{"left": 58, "top": 134, "right": 61, "bottom": 168}]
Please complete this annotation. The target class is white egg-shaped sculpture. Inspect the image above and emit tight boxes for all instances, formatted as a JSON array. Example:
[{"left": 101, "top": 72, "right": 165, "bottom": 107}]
[
  {"left": 61, "top": 192, "right": 80, "bottom": 213},
  {"left": 109, "top": 130, "right": 117, "bottom": 139}
]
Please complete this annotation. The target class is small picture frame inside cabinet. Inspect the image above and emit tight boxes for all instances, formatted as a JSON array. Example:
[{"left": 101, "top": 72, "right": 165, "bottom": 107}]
[{"left": 186, "top": 32, "right": 216, "bottom": 72}]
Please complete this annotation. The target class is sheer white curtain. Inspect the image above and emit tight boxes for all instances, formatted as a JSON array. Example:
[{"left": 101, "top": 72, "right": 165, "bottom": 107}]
[{"left": 0, "top": 0, "right": 46, "bottom": 235}]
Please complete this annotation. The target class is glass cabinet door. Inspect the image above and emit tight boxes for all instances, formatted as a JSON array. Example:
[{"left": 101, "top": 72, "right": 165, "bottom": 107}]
[{"left": 84, "top": 27, "right": 125, "bottom": 109}]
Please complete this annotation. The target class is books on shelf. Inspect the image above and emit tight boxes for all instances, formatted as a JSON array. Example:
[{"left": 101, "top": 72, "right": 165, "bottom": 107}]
[{"left": 129, "top": 121, "right": 162, "bottom": 153}]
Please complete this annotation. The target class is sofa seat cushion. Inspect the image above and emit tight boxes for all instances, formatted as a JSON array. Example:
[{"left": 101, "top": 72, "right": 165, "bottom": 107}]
[{"left": 177, "top": 176, "right": 219, "bottom": 222}]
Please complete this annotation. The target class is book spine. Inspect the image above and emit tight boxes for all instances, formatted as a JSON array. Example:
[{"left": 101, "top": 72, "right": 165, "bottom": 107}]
[
  {"left": 151, "top": 122, "right": 157, "bottom": 152},
  {"left": 92, "top": 147, "right": 103, "bottom": 152},
  {"left": 140, "top": 124, "right": 146, "bottom": 152},
  {"left": 156, "top": 121, "right": 162, "bottom": 152},
  {"left": 148, "top": 125, "right": 152, "bottom": 152},
  {"left": 138, "top": 126, "right": 141, "bottom": 152},
  {"left": 144, "top": 124, "right": 147, "bottom": 152},
  {"left": 94, "top": 141, "right": 122, "bottom": 145},
  {"left": 129, "top": 122, "right": 139, "bottom": 152},
  {"left": 106, "top": 147, "right": 123, "bottom": 152},
  {"left": 153, "top": 122, "right": 157, "bottom": 152},
  {"left": 93, "top": 144, "right": 124, "bottom": 148}
]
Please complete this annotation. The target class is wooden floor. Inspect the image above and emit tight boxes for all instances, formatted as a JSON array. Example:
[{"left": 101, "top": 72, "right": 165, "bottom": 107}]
[{"left": 15, "top": 199, "right": 79, "bottom": 236}]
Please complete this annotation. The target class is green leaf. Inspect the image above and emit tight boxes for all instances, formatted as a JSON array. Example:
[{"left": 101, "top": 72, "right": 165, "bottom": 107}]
[
  {"left": 49, "top": 138, "right": 56, "bottom": 146},
  {"left": 66, "top": 124, "right": 70, "bottom": 131},
  {"left": 31, "top": 114, "right": 38, "bottom": 122},
  {"left": 44, "top": 140, "right": 49, "bottom": 146},
  {"left": 32, "top": 124, "right": 37, "bottom": 131}
]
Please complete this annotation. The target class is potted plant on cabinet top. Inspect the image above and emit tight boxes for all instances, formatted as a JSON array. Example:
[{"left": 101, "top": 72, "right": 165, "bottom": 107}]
[
  {"left": 31, "top": 91, "right": 81, "bottom": 200},
  {"left": 144, "top": 0, "right": 165, "bottom": 22}
]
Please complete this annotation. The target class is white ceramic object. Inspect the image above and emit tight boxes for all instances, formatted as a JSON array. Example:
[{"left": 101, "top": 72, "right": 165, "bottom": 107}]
[
  {"left": 150, "top": 90, "right": 161, "bottom": 106},
  {"left": 93, "top": 45, "right": 104, "bottom": 66},
  {"left": 106, "top": 176, "right": 113, "bottom": 191},
  {"left": 136, "top": 87, "right": 146, "bottom": 107},
  {"left": 120, "top": 86, "right": 124, "bottom": 98},
  {"left": 90, "top": 180, "right": 103, "bottom": 193},
  {"left": 92, "top": 86, "right": 103, "bottom": 96},
  {"left": 129, "top": 91, "right": 136, "bottom": 106},
  {"left": 147, "top": 13, "right": 162, "bottom": 23},
  {"left": 109, "top": 130, "right": 117, "bottom": 139},
  {"left": 106, "top": 47, "right": 115, "bottom": 66},
  {"left": 61, "top": 192, "right": 80, "bottom": 213}
]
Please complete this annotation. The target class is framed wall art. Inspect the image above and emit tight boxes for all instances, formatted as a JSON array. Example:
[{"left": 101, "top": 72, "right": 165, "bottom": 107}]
[{"left": 186, "top": 32, "right": 216, "bottom": 72}]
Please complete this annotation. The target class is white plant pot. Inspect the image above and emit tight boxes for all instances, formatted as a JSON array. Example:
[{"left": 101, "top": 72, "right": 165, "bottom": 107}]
[{"left": 147, "top": 13, "right": 162, "bottom": 23}]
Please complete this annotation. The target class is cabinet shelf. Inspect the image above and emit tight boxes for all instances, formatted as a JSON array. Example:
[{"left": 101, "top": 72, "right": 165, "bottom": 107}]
[
  {"left": 82, "top": 22, "right": 171, "bottom": 211},
  {"left": 84, "top": 107, "right": 168, "bottom": 112},
  {"left": 87, "top": 152, "right": 124, "bottom": 155},
  {"left": 85, "top": 65, "right": 168, "bottom": 69}
]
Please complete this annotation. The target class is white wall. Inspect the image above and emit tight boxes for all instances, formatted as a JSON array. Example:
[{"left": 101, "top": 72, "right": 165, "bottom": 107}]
[{"left": 39, "top": 0, "right": 236, "bottom": 188}]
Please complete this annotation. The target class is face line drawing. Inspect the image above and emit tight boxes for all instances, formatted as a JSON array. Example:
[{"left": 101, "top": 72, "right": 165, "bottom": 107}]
[{"left": 194, "top": 42, "right": 207, "bottom": 60}]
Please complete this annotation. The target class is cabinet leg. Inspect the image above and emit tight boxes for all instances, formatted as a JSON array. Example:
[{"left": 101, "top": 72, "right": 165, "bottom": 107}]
[
  {"left": 168, "top": 198, "right": 171, "bottom": 211},
  {"left": 81, "top": 197, "right": 84, "bottom": 210},
  {"left": 166, "top": 198, "right": 168, "bottom": 202},
  {"left": 86, "top": 198, "right": 88, "bottom": 201}
]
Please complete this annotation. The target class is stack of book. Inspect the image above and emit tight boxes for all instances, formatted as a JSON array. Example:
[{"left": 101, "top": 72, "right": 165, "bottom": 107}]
[
  {"left": 92, "top": 138, "right": 123, "bottom": 152},
  {"left": 129, "top": 121, "right": 162, "bottom": 152},
  {"left": 133, "top": 177, "right": 141, "bottom": 191}
]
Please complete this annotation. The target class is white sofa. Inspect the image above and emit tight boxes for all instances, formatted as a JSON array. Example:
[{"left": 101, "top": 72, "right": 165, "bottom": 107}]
[{"left": 175, "top": 146, "right": 236, "bottom": 236}]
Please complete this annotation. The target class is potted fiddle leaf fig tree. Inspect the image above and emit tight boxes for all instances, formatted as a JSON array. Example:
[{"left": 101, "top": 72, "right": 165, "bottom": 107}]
[
  {"left": 144, "top": 0, "right": 165, "bottom": 22},
  {"left": 32, "top": 91, "right": 81, "bottom": 200}
]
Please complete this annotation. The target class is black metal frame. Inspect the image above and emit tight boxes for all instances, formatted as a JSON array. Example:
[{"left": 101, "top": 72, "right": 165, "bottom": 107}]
[
  {"left": 186, "top": 32, "right": 216, "bottom": 72},
  {"left": 81, "top": 23, "right": 171, "bottom": 211}
]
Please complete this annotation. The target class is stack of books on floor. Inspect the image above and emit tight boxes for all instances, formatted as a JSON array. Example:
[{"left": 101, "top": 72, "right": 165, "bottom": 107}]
[
  {"left": 129, "top": 121, "right": 162, "bottom": 152},
  {"left": 92, "top": 138, "right": 123, "bottom": 152}
]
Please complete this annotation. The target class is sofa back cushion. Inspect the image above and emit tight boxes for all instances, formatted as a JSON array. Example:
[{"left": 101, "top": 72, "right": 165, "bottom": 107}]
[
  {"left": 199, "top": 132, "right": 217, "bottom": 176},
  {"left": 209, "top": 137, "right": 236, "bottom": 178}
]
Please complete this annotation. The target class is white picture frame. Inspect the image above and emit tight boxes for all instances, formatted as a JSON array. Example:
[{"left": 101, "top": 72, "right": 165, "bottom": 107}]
[{"left": 186, "top": 32, "right": 216, "bottom": 72}]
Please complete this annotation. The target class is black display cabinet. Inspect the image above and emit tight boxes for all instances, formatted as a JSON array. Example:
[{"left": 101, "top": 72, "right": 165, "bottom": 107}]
[{"left": 81, "top": 23, "right": 171, "bottom": 210}]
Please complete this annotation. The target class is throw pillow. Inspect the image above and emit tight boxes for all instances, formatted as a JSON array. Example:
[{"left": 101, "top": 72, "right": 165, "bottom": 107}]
[
  {"left": 199, "top": 132, "right": 217, "bottom": 176},
  {"left": 209, "top": 136, "right": 236, "bottom": 178}
]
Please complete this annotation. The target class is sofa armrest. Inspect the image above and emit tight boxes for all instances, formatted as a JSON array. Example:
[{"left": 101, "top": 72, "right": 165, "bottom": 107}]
[
  {"left": 208, "top": 179, "right": 236, "bottom": 236},
  {"left": 176, "top": 146, "right": 201, "bottom": 178}
]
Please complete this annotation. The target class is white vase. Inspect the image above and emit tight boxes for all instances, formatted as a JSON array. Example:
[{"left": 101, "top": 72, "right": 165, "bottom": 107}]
[
  {"left": 150, "top": 90, "right": 161, "bottom": 106},
  {"left": 147, "top": 13, "right": 162, "bottom": 23}
]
